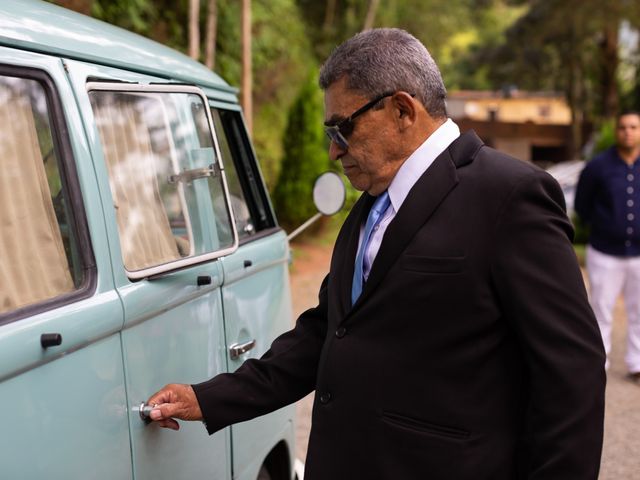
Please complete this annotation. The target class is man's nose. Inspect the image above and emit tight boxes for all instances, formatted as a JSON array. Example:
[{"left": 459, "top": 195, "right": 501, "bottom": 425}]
[{"left": 328, "top": 139, "right": 346, "bottom": 161}]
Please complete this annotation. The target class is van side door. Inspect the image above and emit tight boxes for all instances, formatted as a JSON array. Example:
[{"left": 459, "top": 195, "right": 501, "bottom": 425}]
[
  {"left": 64, "top": 59, "right": 236, "bottom": 480},
  {"left": 0, "top": 51, "right": 131, "bottom": 478},
  {"left": 211, "top": 105, "right": 297, "bottom": 480}
]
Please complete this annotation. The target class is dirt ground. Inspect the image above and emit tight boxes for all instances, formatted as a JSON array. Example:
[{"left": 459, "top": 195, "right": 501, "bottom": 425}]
[{"left": 288, "top": 240, "right": 640, "bottom": 478}]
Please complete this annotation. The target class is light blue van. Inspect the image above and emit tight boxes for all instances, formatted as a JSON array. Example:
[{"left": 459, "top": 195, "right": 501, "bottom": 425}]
[{"left": 0, "top": 1, "right": 302, "bottom": 478}]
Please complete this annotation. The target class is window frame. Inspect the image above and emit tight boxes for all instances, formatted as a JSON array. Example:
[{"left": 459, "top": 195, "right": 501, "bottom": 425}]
[
  {"left": 86, "top": 82, "right": 239, "bottom": 279},
  {"left": 210, "top": 106, "right": 279, "bottom": 245},
  {"left": 0, "top": 65, "right": 96, "bottom": 326}
]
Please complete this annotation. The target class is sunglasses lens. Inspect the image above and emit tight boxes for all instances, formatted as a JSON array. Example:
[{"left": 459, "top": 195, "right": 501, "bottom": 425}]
[
  {"left": 339, "top": 121, "right": 354, "bottom": 138},
  {"left": 325, "top": 127, "right": 349, "bottom": 150}
]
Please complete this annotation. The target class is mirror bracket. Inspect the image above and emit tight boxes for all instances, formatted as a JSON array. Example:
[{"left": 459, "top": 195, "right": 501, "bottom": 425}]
[{"left": 287, "top": 172, "right": 346, "bottom": 241}]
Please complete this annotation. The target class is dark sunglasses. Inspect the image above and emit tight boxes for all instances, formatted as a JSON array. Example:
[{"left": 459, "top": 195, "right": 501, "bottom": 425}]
[{"left": 324, "top": 91, "right": 395, "bottom": 150}]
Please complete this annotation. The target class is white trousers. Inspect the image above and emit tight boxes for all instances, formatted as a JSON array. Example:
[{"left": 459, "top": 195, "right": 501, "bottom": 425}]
[{"left": 586, "top": 245, "right": 640, "bottom": 372}]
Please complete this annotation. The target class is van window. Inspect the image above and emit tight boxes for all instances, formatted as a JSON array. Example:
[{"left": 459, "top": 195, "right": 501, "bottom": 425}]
[
  {"left": 211, "top": 108, "right": 275, "bottom": 240},
  {"left": 0, "top": 75, "right": 83, "bottom": 313},
  {"left": 89, "top": 88, "right": 235, "bottom": 277}
]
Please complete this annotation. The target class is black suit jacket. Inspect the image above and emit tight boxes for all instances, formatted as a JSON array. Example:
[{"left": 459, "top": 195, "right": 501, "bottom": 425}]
[{"left": 193, "top": 131, "right": 606, "bottom": 479}]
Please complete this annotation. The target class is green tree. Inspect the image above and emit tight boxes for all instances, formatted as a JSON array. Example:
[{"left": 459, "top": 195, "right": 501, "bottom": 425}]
[
  {"left": 294, "top": 0, "right": 516, "bottom": 89},
  {"left": 52, "top": 0, "right": 315, "bottom": 191},
  {"left": 272, "top": 71, "right": 331, "bottom": 229},
  {"left": 471, "top": 0, "right": 640, "bottom": 153},
  {"left": 215, "top": 0, "right": 314, "bottom": 189},
  {"left": 91, "top": 0, "right": 159, "bottom": 37}
]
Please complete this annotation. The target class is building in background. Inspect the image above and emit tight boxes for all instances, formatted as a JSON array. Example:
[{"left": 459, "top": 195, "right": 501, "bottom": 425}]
[{"left": 448, "top": 88, "right": 573, "bottom": 167}]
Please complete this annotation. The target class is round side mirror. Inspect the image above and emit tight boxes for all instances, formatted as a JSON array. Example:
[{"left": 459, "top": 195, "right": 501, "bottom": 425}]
[{"left": 313, "top": 171, "right": 346, "bottom": 216}]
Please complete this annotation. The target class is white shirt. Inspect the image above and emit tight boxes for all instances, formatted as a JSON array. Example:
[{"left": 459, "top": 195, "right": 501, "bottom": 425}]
[{"left": 360, "top": 118, "right": 461, "bottom": 280}]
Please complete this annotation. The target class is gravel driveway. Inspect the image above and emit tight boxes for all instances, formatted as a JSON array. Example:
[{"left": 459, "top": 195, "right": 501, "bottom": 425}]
[{"left": 288, "top": 241, "right": 640, "bottom": 478}]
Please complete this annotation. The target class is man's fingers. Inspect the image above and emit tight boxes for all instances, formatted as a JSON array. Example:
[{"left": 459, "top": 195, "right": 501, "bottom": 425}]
[
  {"left": 148, "top": 402, "right": 181, "bottom": 430},
  {"left": 146, "top": 383, "right": 203, "bottom": 426},
  {"left": 156, "top": 418, "right": 180, "bottom": 430},
  {"left": 147, "top": 389, "right": 175, "bottom": 407}
]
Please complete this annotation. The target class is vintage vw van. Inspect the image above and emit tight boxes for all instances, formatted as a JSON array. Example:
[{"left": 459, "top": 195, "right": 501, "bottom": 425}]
[{"left": 0, "top": 1, "right": 299, "bottom": 478}]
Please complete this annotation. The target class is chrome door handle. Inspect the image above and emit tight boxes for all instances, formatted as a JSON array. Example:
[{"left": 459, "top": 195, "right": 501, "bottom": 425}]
[
  {"left": 229, "top": 339, "right": 256, "bottom": 359},
  {"left": 138, "top": 402, "right": 154, "bottom": 421}
]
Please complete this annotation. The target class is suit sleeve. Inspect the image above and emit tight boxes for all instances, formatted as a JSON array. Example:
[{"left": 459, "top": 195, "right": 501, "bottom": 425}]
[
  {"left": 192, "top": 274, "right": 329, "bottom": 435},
  {"left": 490, "top": 170, "right": 605, "bottom": 479}
]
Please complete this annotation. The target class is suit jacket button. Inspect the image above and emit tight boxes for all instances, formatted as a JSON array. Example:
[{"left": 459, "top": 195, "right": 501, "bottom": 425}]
[
  {"left": 335, "top": 327, "right": 347, "bottom": 338},
  {"left": 319, "top": 392, "right": 332, "bottom": 404}
]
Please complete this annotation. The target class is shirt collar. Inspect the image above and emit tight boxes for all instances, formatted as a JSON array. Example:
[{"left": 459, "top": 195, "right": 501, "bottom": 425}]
[{"left": 387, "top": 118, "right": 460, "bottom": 212}]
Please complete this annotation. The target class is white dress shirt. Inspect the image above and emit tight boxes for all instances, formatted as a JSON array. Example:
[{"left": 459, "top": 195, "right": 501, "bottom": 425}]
[{"left": 360, "top": 118, "right": 461, "bottom": 280}]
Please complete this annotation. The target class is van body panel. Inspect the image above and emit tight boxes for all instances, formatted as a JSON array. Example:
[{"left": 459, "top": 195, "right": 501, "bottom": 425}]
[
  {"left": 0, "top": 44, "right": 131, "bottom": 479},
  {"left": 0, "top": 3, "right": 297, "bottom": 478},
  {"left": 0, "top": 48, "right": 118, "bottom": 313},
  {"left": 119, "top": 266, "right": 230, "bottom": 480},
  {"left": 64, "top": 60, "right": 234, "bottom": 479},
  {"left": 0, "top": 335, "right": 133, "bottom": 480},
  {"left": 205, "top": 89, "right": 242, "bottom": 107},
  {"left": 220, "top": 232, "right": 296, "bottom": 479},
  {"left": 0, "top": 42, "right": 124, "bottom": 357},
  {"left": 0, "top": 290, "right": 124, "bottom": 383}
]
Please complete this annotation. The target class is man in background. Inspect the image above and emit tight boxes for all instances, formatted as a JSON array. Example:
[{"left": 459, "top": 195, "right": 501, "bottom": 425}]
[{"left": 575, "top": 111, "right": 640, "bottom": 381}]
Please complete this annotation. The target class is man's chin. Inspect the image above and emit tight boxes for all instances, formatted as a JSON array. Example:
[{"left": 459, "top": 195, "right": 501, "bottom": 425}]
[{"left": 343, "top": 171, "right": 364, "bottom": 190}]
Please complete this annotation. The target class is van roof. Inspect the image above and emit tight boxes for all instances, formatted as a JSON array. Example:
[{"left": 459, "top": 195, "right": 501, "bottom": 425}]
[{"left": 0, "top": 0, "right": 234, "bottom": 92}]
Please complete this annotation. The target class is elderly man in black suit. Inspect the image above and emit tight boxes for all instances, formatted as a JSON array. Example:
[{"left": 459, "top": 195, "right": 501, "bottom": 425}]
[{"left": 149, "top": 28, "right": 605, "bottom": 479}]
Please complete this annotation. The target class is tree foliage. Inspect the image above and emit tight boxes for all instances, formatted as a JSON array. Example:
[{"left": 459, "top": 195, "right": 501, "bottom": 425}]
[
  {"left": 40, "top": 0, "right": 640, "bottom": 190},
  {"left": 293, "top": 0, "right": 521, "bottom": 90},
  {"left": 208, "top": 0, "right": 315, "bottom": 188},
  {"left": 469, "top": 0, "right": 640, "bottom": 151},
  {"left": 272, "top": 71, "right": 332, "bottom": 229},
  {"left": 50, "top": 0, "right": 313, "bottom": 191}
]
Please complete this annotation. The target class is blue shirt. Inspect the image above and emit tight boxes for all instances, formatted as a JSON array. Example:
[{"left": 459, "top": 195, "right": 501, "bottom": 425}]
[{"left": 575, "top": 146, "right": 640, "bottom": 256}]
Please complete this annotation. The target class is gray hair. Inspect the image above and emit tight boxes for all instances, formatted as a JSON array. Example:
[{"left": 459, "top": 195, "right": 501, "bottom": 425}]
[{"left": 319, "top": 28, "right": 447, "bottom": 119}]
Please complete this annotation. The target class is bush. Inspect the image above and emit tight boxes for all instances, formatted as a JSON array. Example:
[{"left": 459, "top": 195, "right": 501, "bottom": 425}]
[
  {"left": 272, "top": 70, "right": 333, "bottom": 230},
  {"left": 592, "top": 119, "right": 616, "bottom": 157},
  {"left": 571, "top": 212, "right": 590, "bottom": 245}
]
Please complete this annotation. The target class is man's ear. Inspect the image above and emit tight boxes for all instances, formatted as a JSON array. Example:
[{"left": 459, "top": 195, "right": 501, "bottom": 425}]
[{"left": 392, "top": 92, "right": 418, "bottom": 130}]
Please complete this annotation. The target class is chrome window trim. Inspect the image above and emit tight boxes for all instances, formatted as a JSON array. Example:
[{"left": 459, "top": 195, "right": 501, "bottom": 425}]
[{"left": 86, "top": 82, "right": 239, "bottom": 280}]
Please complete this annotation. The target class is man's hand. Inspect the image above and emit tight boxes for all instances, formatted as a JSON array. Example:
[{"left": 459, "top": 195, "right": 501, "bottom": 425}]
[{"left": 147, "top": 383, "right": 203, "bottom": 431}]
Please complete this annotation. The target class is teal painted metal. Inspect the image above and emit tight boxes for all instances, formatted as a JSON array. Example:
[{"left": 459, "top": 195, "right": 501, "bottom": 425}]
[
  {"left": 1, "top": 336, "right": 133, "bottom": 480},
  {"left": 0, "top": 47, "right": 125, "bottom": 378},
  {"left": 0, "top": 3, "right": 296, "bottom": 478},
  {"left": 61, "top": 57, "right": 234, "bottom": 478},
  {"left": 219, "top": 231, "right": 296, "bottom": 480},
  {"left": 118, "top": 264, "right": 231, "bottom": 480},
  {"left": 0, "top": 0, "right": 234, "bottom": 92},
  {"left": 0, "top": 47, "right": 130, "bottom": 479}
]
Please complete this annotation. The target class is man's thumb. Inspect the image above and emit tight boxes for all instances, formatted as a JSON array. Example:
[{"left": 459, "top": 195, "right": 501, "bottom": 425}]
[{"left": 150, "top": 403, "right": 175, "bottom": 420}]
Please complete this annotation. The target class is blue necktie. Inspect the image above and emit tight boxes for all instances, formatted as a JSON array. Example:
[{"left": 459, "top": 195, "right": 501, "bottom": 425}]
[{"left": 352, "top": 191, "right": 391, "bottom": 305}]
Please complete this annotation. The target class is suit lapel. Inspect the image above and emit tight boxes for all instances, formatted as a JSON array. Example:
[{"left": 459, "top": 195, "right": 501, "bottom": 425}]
[
  {"left": 332, "top": 193, "right": 375, "bottom": 315},
  {"left": 350, "top": 151, "right": 457, "bottom": 309},
  {"left": 348, "top": 130, "right": 484, "bottom": 312}
]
